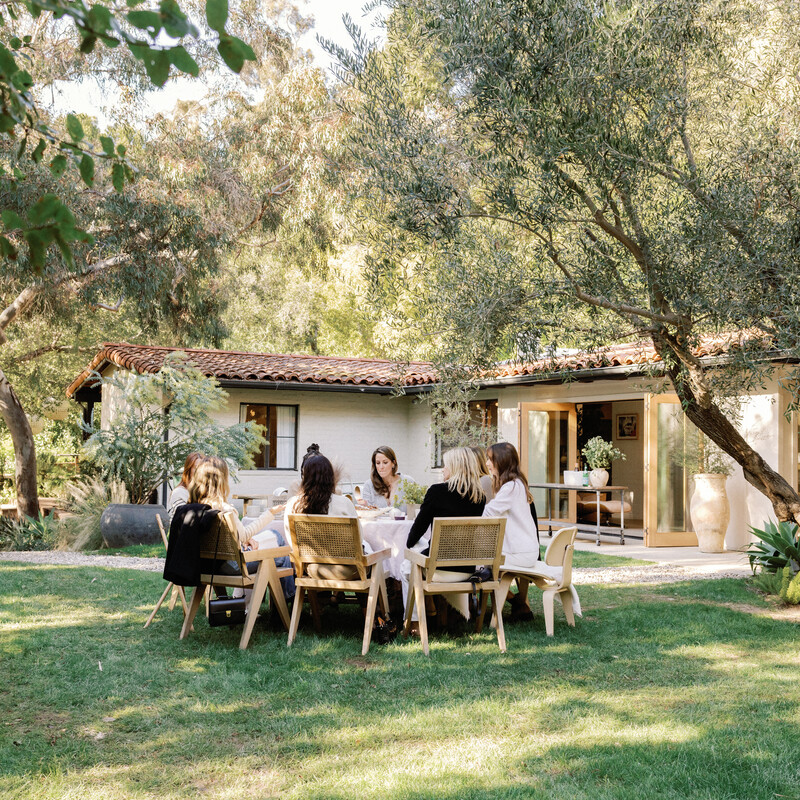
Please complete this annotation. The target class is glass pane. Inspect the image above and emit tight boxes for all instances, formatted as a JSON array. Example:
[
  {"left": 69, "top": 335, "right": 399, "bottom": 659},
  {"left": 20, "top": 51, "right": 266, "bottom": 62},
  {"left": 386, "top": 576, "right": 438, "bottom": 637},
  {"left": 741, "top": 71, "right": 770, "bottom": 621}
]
[
  {"left": 274, "top": 406, "right": 296, "bottom": 468},
  {"left": 656, "top": 403, "right": 693, "bottom": 532},
  {"left": 241, "top": 404, "right": 267, "bottom": 469},
  {"left": 526, "top": 409, "right": 570, "bottom": 520}
]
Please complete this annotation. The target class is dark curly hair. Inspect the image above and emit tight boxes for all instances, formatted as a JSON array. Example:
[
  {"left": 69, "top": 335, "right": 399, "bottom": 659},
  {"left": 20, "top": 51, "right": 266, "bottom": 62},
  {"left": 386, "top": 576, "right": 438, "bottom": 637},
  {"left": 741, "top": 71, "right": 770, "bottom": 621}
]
[
  {"left": 369, "top": 445, "right": 398, "bottom": 499},
  {"left": 295, "top": 454, "right": 336, "bottom": 514}
]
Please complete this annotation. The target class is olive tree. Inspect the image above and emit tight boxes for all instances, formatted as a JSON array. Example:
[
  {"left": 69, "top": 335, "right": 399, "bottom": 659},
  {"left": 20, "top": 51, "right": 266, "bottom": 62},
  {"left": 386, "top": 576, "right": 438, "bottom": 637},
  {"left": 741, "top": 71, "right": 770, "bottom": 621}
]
[{"left": 339, "top": 0, "right": 800, "bottom": 522}]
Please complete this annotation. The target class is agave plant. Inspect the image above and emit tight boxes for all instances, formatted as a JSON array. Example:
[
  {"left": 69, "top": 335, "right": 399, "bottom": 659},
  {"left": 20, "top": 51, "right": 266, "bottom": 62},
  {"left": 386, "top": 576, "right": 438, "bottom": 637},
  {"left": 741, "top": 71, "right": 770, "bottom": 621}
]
[{"left": 747, "top": 520, "right": 800, "bottom": 574}]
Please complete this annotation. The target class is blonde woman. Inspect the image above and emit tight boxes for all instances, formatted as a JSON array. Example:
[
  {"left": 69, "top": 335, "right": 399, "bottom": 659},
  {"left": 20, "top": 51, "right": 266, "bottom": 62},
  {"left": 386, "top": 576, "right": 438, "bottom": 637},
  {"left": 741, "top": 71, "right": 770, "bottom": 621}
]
[
  {"left": 167, "top": 451, "right": 205, "bottom": 521},
  {"left": 406, "top": 447, "right": 486, "bottom": 549}
]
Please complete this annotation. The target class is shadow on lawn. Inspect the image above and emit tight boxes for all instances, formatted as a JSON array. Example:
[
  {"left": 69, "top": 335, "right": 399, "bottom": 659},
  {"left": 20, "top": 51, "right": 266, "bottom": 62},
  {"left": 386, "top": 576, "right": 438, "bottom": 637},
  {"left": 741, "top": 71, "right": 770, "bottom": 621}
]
[{"left": 1, "top": 564, "right": 798, "bottom": 798}]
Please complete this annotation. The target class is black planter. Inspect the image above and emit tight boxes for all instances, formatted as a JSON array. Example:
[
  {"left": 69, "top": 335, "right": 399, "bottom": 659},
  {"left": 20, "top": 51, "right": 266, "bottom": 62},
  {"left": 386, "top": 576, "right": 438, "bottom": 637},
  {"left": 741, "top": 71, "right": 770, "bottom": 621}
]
[{"left": 100, "top": 503, "right": 167, "bottom": 548}]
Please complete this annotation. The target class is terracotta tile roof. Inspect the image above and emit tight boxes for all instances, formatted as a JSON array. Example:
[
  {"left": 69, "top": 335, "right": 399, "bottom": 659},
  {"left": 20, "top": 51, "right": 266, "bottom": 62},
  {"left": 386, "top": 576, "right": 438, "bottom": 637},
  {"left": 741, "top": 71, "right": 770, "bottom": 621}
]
[
  {"left": 66, "top": 343, "right": 437, "bottom": 397},
  {"left": 492, "top": 331, "right": 772, "bottom": 380},
  {"left": 67, "top": 332, "right": 776, "bottom": 397}
]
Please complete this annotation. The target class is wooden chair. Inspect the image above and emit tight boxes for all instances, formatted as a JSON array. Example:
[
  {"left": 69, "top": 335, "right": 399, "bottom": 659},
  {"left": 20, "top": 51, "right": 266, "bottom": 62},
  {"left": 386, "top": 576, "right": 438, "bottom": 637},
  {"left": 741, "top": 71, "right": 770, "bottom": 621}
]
[
  {"left": 403, "top": 517, "right": 507, "bottom": 656},
  {"left": 144, "top": 514, "right": 190, "bottom": 628},
  {"left": 286, "top": 514, "right": 390, "bottom": 656},
  {"left": 497, "top": 525, "right": 581, "bottom": 636},
  {"left": 179, "top": 511, "right": 293, "bottom": 650}
]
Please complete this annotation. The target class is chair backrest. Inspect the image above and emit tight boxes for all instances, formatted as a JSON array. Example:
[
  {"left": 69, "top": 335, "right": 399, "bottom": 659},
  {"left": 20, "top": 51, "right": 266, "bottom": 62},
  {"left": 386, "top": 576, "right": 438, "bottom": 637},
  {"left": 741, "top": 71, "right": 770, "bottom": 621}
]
[
  {"left": 428, "top": 517, "right": 506, "bottom": 578},
  {"left": 196, "top": 511, "right": 249, "bottom": 577},
  {"left": 544, "top": 526, "right": 578, "bottom": 583},
  {"left": 287, "top": 515, "right": 367, "bottom": 580}
]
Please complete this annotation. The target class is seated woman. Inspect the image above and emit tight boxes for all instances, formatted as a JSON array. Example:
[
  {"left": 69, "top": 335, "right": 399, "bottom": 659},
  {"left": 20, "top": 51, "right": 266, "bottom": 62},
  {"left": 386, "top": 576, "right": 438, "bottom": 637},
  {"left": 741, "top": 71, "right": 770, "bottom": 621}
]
[
  {"left": 482, "top": 442, "right": 539, "bottom": 619},
  {"left": 471, "top": 445, "right": 495, "bottom": 502},
  {"left": 189, "top": 456, "right": 294, "bottom": 600},
  {"left": 403, "top": 447, "right": 486, "bottom": 624},
  {"left": 359, "top": 446, "right": 415, "bottom": 512},
  {"left": 167, "top": 451, "right": 204, "bottom": 522},
  {"left": 285, "top": 453, "right": 361, "bottom": 580}
]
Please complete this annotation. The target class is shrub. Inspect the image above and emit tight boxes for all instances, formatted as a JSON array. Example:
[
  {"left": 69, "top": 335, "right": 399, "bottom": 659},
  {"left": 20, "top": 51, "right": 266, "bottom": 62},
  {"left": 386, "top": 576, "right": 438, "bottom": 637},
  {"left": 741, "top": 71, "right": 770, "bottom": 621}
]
[
  {"left": 83, "top": 355, "right": 264, "bottom": 503},
  {"left": 750, "top": 569, "right": 783, "bottom": 596},
  {"left": 58, "top": 477, "right": 129, "bottom": 551},
  {"left": 0, "top": 513, "right": 59, "bottom": 551},
  {"left": 747, "top": 520, "right": 800, "bottom": 574},
  {"left": 779, "top": 565, "right": 800, "bottom": 605}
]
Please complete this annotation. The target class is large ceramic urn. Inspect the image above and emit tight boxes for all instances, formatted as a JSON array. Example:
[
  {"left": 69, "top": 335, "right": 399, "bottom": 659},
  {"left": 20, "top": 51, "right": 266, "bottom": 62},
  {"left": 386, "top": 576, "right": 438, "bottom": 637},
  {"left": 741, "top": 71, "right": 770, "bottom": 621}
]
[
  {"left": 100, "top": 503, "right": 167, "bottom": 548},
  {"left": 690, "top": 473, "right": 730, "bottom": 553}
]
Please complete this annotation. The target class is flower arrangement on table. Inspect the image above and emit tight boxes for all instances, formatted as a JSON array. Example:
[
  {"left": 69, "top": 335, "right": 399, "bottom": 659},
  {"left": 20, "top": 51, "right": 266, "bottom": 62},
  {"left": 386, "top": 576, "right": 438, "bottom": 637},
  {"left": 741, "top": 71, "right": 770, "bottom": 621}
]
[
  {"left": 395, "top": 479, "right": 428, "bottom": 506},
  {"left": 581, "top": 437, "right": 626, "bottom": 470}
]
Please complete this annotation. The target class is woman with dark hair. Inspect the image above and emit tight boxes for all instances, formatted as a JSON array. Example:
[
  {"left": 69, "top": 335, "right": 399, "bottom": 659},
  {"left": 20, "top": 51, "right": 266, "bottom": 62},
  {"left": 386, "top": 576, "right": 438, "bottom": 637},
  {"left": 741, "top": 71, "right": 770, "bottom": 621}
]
[
  {"left": 286, "top": 454, "right": 358, "bottom": 519},
  {"left": 360, "top": 446, "right": 415, "bottom": 511},
  {"left": 167, "top": 452, "right": 205, "bottom": 521},
  {"left": 482, "top": 442, "right": 540, "bottom": 618}
]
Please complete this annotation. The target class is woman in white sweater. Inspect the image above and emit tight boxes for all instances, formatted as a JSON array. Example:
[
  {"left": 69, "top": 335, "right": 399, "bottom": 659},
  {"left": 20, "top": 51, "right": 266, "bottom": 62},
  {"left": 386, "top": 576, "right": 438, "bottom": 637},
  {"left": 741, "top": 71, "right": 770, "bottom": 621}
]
[{"left": 482, "top": 442, "right": 540, "bottom": 618}]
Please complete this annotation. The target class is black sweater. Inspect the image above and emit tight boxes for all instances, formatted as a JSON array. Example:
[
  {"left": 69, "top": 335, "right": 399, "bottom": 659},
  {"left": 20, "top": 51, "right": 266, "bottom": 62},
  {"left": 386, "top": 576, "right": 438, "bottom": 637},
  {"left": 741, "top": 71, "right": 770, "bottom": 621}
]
[{"left": 406, "top": 482, "right": 486, "bottom": 548}]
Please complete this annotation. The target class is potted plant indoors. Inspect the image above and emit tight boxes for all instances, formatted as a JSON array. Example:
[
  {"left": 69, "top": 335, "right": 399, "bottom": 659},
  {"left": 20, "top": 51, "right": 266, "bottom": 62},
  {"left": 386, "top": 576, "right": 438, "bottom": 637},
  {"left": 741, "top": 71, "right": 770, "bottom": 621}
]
[{"left": 581, "top": 437, "right": 626, "bottom": 488}]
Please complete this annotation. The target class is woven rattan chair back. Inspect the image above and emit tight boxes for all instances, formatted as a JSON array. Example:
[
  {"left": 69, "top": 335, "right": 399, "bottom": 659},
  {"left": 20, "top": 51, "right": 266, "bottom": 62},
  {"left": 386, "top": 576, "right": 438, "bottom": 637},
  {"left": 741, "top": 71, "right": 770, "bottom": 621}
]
[
  {"left": 197, "top": 511, "right": 249, "bottom": 578},
  {"left": 428, "top": 517, "right": 506, "bottom": 579},
  {"left": 288, "top": 515, "right": 366, "bottom": 580}
]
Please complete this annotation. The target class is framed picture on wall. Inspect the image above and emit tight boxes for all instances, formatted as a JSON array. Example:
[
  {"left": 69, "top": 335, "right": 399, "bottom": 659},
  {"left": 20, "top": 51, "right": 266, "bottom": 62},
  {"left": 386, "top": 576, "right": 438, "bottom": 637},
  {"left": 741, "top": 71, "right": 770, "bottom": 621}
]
[{"left": 616, "top": 413, "right": 639, "bottom": 440}]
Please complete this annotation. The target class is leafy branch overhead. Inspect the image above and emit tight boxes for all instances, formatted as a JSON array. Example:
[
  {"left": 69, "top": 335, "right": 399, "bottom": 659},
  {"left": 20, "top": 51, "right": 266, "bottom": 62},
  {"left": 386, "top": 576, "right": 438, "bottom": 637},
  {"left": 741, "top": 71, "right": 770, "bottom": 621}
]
[{"left": 0, "top": 0, "right": 255, "bottom": 270}]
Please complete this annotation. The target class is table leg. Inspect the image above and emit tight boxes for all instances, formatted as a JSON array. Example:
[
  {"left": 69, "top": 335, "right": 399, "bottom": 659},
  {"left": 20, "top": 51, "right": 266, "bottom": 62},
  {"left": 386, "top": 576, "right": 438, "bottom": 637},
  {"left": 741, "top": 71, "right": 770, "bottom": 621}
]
[
  {"left": 619, "top": 488, "right": 625, "bottom": 545},
  {"left": 595, "top": 490, "right": 601, "bottom": 546}
]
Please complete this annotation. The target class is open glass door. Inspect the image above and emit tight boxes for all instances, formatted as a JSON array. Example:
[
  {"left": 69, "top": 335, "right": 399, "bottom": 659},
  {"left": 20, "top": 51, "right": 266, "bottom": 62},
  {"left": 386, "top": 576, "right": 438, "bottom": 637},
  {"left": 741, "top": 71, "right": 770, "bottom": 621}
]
[
  {"left": 643, "top": 394, "right": 699, "bottom": 546},
  {"left": 519, "top": 403, "right": 577, "bottom": 525}
]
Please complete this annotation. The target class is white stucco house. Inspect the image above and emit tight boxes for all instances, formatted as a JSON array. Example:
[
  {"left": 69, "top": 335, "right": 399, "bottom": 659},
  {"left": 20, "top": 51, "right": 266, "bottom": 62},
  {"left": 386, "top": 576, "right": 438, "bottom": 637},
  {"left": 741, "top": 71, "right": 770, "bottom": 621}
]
[{"left": 67, "top": 338, "right": 800, "bottom": 550}]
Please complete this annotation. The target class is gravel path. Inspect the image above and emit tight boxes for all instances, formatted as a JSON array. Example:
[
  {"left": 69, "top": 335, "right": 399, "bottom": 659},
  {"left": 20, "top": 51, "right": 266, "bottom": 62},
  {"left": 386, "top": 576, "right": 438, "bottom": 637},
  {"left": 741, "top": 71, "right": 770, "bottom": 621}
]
[{"left": 0, "top": 550, "right": 751, "bottom": 584}]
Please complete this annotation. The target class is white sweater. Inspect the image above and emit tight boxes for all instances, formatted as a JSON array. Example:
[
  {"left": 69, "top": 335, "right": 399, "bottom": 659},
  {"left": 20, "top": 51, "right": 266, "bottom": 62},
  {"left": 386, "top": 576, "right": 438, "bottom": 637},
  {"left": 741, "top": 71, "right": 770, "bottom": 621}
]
[{"left": 482, "top": 479, "right": 539, "bottom": 558}]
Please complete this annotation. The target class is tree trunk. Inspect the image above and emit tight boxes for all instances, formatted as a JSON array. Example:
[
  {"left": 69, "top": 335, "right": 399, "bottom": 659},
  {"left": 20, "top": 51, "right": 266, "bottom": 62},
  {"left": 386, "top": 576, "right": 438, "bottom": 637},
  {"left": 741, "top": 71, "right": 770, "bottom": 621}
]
[
  {"left": 653, "top": 339, "right": 800, "bottom": 526},
  {"left": 0, "top": 367, "right": 39, "bottom": 519}
]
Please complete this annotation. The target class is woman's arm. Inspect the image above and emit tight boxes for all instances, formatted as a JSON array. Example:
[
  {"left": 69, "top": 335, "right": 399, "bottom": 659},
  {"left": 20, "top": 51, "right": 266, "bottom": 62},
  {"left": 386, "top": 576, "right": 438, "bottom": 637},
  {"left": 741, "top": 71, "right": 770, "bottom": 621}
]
[
  {"left": 482, "top": 481, "right": 516, "bottom": 517},
  {"left": 406, "top": 485, "right": 439, "bottom": 548}
]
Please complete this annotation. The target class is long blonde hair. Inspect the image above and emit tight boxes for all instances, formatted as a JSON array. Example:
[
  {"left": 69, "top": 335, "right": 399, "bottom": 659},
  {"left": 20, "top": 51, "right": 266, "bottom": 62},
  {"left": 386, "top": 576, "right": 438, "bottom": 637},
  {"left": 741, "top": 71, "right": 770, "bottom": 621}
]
[
  {"left": 188, "top": 455, "right": 230, "bottom": 508},
  {"left": 443, "top": 447, "right": 485, "bottom": 504}
]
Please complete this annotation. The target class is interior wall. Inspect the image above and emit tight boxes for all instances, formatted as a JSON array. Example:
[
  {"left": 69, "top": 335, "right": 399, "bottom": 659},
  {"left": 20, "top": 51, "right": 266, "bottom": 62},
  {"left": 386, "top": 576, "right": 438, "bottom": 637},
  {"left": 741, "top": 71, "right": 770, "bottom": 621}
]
[{"left": 610, "top": 399, "right": 644, "bottom": 520}]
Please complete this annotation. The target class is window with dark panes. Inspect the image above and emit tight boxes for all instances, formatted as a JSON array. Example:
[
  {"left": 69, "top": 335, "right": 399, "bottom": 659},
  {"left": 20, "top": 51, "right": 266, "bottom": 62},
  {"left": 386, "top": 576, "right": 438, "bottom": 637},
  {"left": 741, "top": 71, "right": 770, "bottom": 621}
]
[{"left": 239, "top": 404, "right": 297, "bottom": 469}]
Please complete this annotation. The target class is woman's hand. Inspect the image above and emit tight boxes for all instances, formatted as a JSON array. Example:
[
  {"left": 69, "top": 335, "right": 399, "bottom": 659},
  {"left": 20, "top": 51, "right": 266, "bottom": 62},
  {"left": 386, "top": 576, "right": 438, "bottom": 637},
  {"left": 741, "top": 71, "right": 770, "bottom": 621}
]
[{"left": 243, "top": 537, "right": 258, "bottom": 550}]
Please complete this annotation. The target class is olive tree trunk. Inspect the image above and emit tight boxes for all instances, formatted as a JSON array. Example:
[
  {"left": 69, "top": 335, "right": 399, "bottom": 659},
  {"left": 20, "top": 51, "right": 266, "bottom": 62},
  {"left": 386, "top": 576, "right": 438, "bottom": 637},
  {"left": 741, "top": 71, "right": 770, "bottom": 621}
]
[{"left": 0, "top": 367, "right": 39, "bottom": 519}]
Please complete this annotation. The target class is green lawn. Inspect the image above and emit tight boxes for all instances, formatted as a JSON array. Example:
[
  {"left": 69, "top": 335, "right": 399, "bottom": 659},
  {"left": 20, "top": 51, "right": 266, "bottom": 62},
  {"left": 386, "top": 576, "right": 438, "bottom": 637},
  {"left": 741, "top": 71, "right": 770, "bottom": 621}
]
[{"left": 1, "top": 562, "right": 798, "bottom": 799}]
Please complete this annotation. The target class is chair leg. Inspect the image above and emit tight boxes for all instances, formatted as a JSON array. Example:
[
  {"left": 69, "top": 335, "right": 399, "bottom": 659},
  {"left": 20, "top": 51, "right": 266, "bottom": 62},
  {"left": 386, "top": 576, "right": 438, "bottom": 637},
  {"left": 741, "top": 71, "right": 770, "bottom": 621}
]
[
  {"left": 559, "top": 587, "right": 576, "bottom": 628},
  {"left": 492, "top": 574, "right": 515, "bottom": 627},
  {"left": 493, "top": 589, "right": 507, "bottom": 653},
  {"left": 475, "top": 590, "right": 488, "bottom": 634},
  {"left": 266, "top": 563, "right": 291, "bottom": 631},
  {"left": 542, "top": 589, "right": 556, "bottom": 636},
  {"left": 180, "top": 586, "right": 205, "bottom": 639},
  {"left": 144, "top": 582, "right": 173, "bottom": 628},
  {"left": 167, "top": 584, "right": 179, "bottom": 612},
  {"left": 377, "top": 564, "right": 389, "bottom": 617},
  {"left": 308, "top": 590, "right": 323, "bottom": 635},
  {"left": 176, "top": 586, "right": 190, "bottom": 616},
  {"left": 412, "top": 568, "right": 429, "bottom": 656},
  {"left": 287, "top": 587, "right": 305, "bottom": 647},
  {"left": 362, "top": 575, "right": 382, "bottom": 656},
  {"left": 204, "top": 586, "right": 210, "bottom": 617},
  {"left": 239, "top": 567, "right": 269, "bottom": 650},
  {"left": 403, "top": 574, "right": 416, "bottom": 635}
]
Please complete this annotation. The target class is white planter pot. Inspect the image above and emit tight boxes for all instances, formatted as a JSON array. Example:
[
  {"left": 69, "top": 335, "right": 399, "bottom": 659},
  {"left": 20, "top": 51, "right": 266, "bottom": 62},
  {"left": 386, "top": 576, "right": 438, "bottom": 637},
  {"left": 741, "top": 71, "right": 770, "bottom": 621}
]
[
  {"left": 406, "top": 503, "right": 420, "bottom": 521},
  {"left": 690, "top": 473, "right": 730, "bottom": 553},
  {"left": 588, "top": 468, "right": 609, "bottom": 488}
]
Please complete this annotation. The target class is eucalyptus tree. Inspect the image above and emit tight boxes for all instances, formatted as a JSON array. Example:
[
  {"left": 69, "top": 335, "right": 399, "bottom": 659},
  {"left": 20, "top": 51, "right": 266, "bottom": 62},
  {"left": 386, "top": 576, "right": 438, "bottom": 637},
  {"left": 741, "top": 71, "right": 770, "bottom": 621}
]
[{"left": 341, "top": 0, "right": 800, "bottom": 523}]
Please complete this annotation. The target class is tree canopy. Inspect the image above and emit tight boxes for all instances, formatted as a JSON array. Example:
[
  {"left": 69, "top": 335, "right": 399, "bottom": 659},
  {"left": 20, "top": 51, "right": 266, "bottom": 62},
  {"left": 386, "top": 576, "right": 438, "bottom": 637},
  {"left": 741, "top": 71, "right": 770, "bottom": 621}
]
[{"left": 341, "top": 0, "right": 800, "bottom": 522}]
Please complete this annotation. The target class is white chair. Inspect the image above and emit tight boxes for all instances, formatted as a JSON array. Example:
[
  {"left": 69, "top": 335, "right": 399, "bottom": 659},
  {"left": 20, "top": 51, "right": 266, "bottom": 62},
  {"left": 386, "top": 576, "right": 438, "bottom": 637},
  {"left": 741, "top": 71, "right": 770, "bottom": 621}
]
[{"left": 497, "top": 526, "right": 581, "bottom": 636}]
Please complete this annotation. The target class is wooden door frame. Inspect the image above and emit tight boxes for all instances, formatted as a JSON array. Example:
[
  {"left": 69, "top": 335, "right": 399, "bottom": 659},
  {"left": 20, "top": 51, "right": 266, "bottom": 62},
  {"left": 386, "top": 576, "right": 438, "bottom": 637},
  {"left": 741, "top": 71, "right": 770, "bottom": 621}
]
[
  {"left": 643, "top": 393, "right": 698, "bottom": 547},
  {"left": 518, "top": 402, "right": 578, "bottom": 523}
]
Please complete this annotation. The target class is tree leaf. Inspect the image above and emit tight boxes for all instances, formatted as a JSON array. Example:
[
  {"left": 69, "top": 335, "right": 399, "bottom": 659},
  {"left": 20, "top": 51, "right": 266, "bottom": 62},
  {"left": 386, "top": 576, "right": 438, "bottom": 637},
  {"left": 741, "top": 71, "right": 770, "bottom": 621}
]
[
  {"left": 31, "top": 138, "right": 46, "bottom": 163},
  {"left": 217, "top": 34, "right": 244, "bottom": 73},
  {"left": 206, "top": 0, "right": 228, "bottom": 34},
  {"left": 49, "top": 154, "right": 68, "bottom": 177},
  {"left": 143, "top": 50, "right": 171, "bottom": 86},
  {"left": 100, "top": 135, "right": 115, "bottom": 156},
  {"left": 126, "top": 9, "right": 162, "bottom": 33},
  {"left": 0, "top": 235, "right": 18, "bottom": 260},
  {"left": 28, "top": 194, "right": 62, "bottom": 225},
  {"left": 112, "top": 162, "right": 124, "bottom": 192},
  {"left": 79, "top": 154, "right": 95, "bottom": 187},
  {"left": 169, "top": 45, "right": 198, "bottom": 77},
  {"left": 1, "top": 210, "right": 25, "bottom": 230},
  {"left": 66, "top": 114, "right": 84, "bottom": 142}
]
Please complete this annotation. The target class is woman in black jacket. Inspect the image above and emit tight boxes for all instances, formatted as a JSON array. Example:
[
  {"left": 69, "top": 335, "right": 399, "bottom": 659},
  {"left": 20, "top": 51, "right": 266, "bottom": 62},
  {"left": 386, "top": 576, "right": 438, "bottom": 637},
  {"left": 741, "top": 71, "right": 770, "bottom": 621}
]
[{"left": 406, "top": 447, "right": 486, "bottom": 550}]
